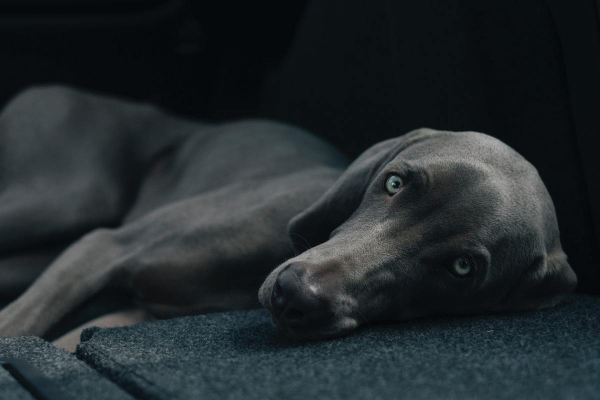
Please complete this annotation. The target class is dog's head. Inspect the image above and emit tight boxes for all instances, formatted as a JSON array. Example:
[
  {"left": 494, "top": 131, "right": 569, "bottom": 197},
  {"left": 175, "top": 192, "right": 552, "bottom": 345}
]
[{"left": 258, "top": 128, "right": 577, "bottom": 340}]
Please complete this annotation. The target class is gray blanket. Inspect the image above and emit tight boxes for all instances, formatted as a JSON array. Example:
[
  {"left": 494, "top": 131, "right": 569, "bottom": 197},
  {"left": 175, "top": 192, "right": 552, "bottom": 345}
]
[
  {"left": 0, "top": 336, "right": 132, "bottom": 400},
  {"left": 74, "top": 294, "right": 600, "bottom": 400}
]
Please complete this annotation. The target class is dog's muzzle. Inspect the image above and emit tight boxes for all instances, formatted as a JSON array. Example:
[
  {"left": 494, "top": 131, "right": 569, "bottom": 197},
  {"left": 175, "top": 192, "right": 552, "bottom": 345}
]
[
  {"left": 270, "top": 262, "right": 336, "bottom": 329},
  {"left": 261, "top": 260, "right": 362, "bottom": 339}
]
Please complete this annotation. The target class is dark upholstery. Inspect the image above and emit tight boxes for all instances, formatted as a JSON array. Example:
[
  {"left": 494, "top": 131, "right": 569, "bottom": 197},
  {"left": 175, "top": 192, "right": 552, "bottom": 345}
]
[
  {"left": 73, "top": 294, "right": 600, "bottom": 400},
  {"left": 0, "top": 336, "right": 132, "bottom": 400}
]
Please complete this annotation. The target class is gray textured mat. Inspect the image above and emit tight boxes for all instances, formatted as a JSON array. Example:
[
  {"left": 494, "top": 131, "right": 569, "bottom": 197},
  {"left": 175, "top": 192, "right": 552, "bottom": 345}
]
[
  {"left": 0, "top": 336, "right": 133, "bottom": 400},
  {"left": 0, "top": 366, "right": 33, "bottom": 400},
  {"left": 76, "top": 294, "right": 600, "bottom": 400}
]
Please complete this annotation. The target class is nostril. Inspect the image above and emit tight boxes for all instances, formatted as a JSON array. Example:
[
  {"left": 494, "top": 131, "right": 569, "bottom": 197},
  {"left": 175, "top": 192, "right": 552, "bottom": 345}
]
[
  {"left": 273, "top": 281, "right": 283, "bottom": 299},
  {"left": 271, "top": 281, "right": 287, "bottom": 317},
  {"left": 283, "top": 308, "right": 304, "bottom": 323}
]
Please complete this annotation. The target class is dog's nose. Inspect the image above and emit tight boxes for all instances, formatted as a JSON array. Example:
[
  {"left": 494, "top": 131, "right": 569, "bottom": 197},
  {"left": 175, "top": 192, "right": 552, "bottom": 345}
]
[{"left": 271, "top": 263, "right": 334, "bottom": 327}]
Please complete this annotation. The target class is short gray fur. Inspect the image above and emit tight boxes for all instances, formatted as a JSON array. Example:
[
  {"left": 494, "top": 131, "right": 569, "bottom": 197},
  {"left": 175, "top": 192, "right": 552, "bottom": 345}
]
[{"left": 0, "top": 85, "right": 577, "bottom": 341}]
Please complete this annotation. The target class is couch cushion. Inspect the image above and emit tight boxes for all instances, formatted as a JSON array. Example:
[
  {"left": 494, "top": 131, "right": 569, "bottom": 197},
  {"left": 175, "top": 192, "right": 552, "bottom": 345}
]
[
  {"left": 76, "top": 294, "right": 600, "bottom": 400},
  {"left": 0, "top": 336, "right": 133, "bottom": 400}
]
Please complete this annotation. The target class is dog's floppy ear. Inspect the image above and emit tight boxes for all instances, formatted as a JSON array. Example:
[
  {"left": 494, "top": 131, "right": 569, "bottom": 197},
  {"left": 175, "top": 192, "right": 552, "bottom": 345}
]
[
  {"left": 493, "top": 249, "right": 577, "bottom": 311},
  {"left": 288, "top": 128, "right": 436, "bottom": 253}
]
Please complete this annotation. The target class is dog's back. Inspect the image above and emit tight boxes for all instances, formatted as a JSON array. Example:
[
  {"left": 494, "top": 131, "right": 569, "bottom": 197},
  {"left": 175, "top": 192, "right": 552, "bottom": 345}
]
[{"left": 125, "top": 119, "right": 348, "bottom": 223}]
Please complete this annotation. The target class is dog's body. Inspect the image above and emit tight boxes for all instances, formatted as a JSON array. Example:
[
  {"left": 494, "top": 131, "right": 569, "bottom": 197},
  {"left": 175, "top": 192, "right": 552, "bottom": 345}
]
[{"left": 0, "top": 86, "right": 577, "bottom": 341}]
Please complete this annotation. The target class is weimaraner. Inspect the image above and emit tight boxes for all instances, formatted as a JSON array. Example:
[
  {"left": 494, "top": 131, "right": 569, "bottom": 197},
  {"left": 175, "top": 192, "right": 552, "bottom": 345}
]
[{"left": 0, "top": 86, "right": 577, "bottom": 342}]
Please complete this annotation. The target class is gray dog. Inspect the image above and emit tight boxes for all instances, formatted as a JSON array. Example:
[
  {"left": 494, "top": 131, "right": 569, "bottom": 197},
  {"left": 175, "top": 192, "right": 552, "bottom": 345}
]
[{"left": 0, "top": 86, "right": 577, "bottom": 342}]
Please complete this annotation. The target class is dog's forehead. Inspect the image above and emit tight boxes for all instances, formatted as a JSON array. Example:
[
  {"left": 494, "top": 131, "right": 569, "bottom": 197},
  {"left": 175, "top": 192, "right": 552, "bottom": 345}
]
[
  {"left": 380, "top": 131, "right": 551, "bottom": 238},
  {"left": 386, "top": 131, "right": 549, "bottom": 243},
  {"left": 400, "top": 131, "right": 529, "bottom": 170},
  {"left": 393, "top": 131, "right": 542, "bottom": 197}
]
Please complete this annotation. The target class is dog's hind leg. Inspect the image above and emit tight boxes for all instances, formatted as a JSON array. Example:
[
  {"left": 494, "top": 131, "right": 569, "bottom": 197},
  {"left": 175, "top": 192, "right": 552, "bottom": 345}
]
[
  {"left": 0, "top": 85, "right": 197, "bottom": 254},
  {"left": 0, "top": 245, "right": 64, "bottom": 301},
  {"left": 0, "top": 228, "right": 127, "bottom": 337},
  {"left": 0, "top": 173, "right": 309, "bottom": 338}
]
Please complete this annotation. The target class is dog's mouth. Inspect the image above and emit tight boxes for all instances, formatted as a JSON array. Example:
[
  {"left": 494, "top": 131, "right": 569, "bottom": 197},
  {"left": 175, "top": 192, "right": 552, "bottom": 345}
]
[
  {"left": 270, "top": 313, "right": 360, "bottom": 341},
  {"left": 263, "top": 298, "right": 361, "bottom": 341}
]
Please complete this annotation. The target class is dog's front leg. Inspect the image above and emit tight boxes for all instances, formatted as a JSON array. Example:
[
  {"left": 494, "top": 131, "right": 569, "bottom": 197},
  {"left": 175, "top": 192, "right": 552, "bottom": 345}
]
[{"left": 0, "top": 228, "right": 126, "bottom": 338}]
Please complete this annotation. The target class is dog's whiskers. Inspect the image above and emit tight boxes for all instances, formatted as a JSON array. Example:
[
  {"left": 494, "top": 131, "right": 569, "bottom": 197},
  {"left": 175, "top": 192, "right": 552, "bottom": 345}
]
[
  {"left": 289, "top": 233, "right": 312, "bottom": 254},
  {"left": 352, "top": 306, "right": 371, "bottom": 330}
]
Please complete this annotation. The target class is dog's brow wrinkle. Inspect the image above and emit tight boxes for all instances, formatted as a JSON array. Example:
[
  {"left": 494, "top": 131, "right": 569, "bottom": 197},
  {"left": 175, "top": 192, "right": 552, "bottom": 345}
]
[{"left": 418, "top": 168, "right": 430, "bottom": 187}]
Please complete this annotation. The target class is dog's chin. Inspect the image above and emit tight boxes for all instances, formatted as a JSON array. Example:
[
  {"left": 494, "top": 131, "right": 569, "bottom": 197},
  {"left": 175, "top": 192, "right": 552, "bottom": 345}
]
[{"left": 270, "top": 315, "right": 360, "bottom": 342}]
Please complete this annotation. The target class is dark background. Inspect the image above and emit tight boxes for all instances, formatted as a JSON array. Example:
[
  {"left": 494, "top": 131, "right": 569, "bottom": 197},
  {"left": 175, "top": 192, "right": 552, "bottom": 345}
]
[{"left": 1, "top": 0, "right": 599, "bottom": 295}]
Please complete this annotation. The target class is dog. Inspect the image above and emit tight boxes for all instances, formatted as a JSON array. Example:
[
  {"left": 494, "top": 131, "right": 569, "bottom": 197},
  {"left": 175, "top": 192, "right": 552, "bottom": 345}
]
[{"left": 0, "top": 86, "right": 577, "bottom": 342}]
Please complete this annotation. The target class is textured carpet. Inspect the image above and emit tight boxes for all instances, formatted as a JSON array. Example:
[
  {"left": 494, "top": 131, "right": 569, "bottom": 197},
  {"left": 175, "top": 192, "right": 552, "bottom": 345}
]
[
  {"left": 0, "top": 336, "right": 133, "bottom": 400},
  {"left": 76, "top": 294, "right": 600, "bottom": 400}
]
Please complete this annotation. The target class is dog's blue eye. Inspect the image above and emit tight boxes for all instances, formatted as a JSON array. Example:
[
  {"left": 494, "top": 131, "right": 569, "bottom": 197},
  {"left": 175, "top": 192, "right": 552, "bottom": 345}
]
[
  {"left": 385, "top": 174, "right": 404, "bottom": 195},
  {"left": 451, "top": 257, "right": 472, "bottom": 277}
]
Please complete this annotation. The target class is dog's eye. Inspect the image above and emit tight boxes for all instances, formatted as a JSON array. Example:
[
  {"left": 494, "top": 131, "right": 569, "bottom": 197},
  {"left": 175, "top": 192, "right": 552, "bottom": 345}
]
[
  {"left": 450, "top": 257, "right": 472, "bottom": 277},
  {"left": 385, "top": 174, "right": 404, "bottom": 195}
]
